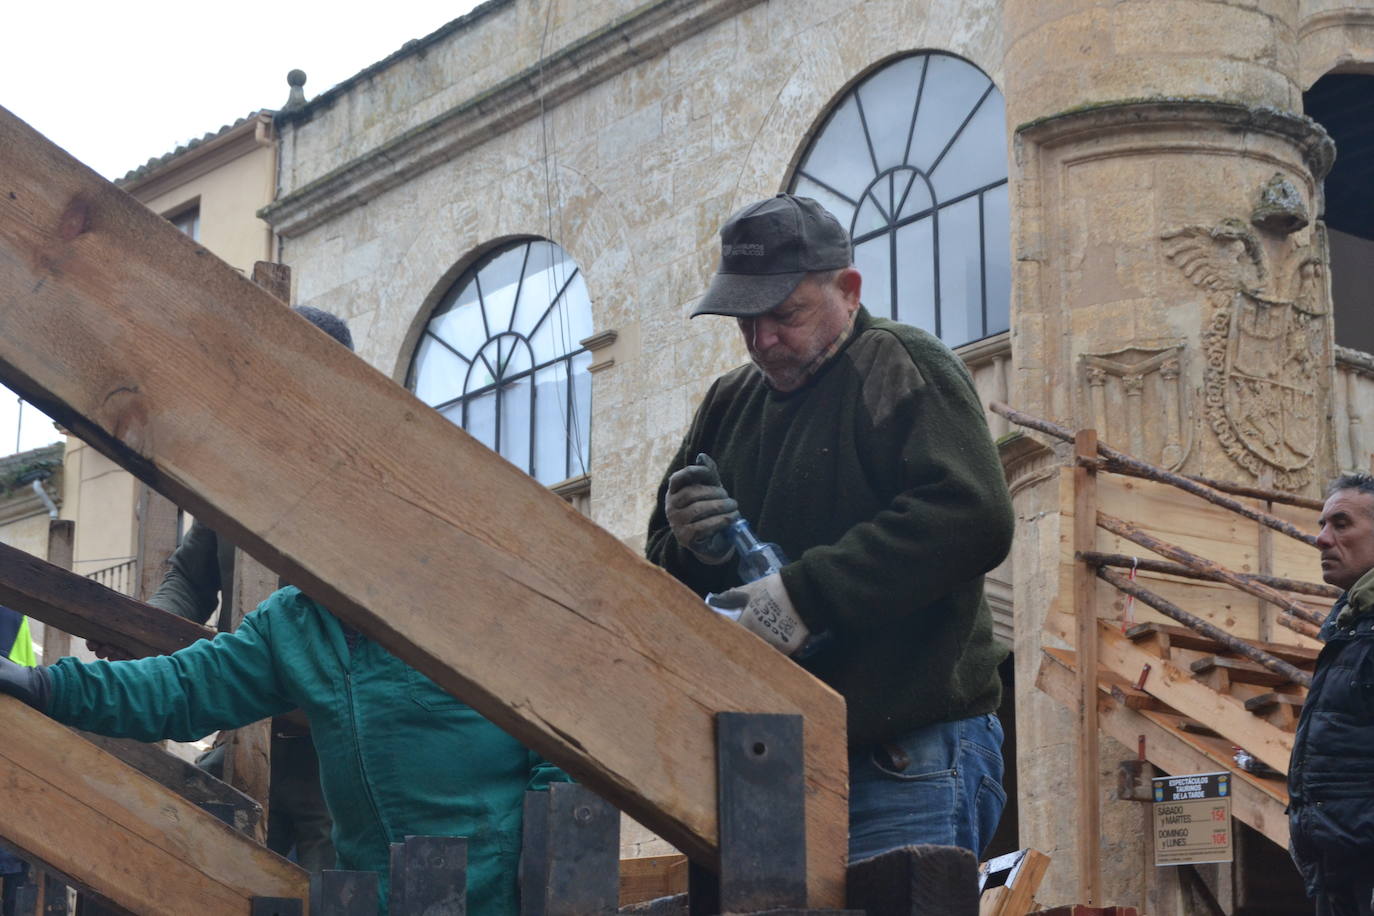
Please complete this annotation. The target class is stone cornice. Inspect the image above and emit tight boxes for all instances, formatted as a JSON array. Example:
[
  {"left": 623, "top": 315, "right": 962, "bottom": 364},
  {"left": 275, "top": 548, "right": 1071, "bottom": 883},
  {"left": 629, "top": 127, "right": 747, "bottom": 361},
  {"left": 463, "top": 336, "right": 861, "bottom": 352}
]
[
  {"left": 1336, "top": 344, "right": 1374, "bottom": 378},
  {"left": 1016, "top": 99, "right": 1336, "bottom": 181},
  {"left": 954, "top": 331, "right": 1010, "bottom": 369},
  {"left": 262, "top": 0, "right": 766, "bottom": 238},
  {"left": 1300, "top": 7, "right": 1374, "bottom": 40}
]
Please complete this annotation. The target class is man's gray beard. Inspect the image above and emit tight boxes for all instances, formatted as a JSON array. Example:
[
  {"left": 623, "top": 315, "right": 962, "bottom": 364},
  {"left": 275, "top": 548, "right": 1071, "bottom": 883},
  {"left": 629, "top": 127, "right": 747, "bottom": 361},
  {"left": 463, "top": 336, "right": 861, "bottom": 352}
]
[{"left": 753, "top": 357, "right": 808, "bottom": 392}]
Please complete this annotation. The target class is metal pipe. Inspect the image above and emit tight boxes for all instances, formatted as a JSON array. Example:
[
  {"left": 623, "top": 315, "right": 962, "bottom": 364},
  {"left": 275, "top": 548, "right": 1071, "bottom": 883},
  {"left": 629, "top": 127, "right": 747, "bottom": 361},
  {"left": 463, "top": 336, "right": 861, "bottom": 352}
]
[{"left": 31, "top": 478, "right": 57, "bottom": 519}]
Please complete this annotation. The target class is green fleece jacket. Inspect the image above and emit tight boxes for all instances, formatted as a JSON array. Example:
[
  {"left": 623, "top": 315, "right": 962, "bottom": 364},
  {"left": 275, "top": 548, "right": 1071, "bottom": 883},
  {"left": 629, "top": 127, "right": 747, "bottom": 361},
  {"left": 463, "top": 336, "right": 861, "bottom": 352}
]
[
  {"left": 47, "top": 587, "right": 566, "bottom": 914},
  {"left": 646, "top": 308, "right": 1014, "bottom": 745}
]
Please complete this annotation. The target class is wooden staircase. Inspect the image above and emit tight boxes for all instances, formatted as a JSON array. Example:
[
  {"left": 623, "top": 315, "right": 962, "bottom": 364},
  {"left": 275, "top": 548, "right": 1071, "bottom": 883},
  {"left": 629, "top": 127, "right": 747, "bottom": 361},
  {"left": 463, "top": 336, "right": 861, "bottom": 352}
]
[
  {"left": 992, "top": 403, "right": 1328, "bottom": 885},
  {"left": 1036, "top": 618, "right": 1311, "bottom": 849}
]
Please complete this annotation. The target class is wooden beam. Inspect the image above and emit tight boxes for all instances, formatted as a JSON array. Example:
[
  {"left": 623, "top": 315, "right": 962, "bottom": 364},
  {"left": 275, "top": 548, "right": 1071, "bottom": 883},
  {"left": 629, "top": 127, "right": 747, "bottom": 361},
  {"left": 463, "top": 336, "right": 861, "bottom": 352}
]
[
  {"left": 0, "top": 106, "right": 848, "bottom": 904},
  {"left": 0, "top": 539, "right": 213, "bottom": 658},
  {"left": 1073, "top": 429, "right": 1101, "bottom": 906},
  {"left": 0, "top": 696, "right": 306, "bottom": 914},
  {"left": 1037, "top": 649, "right": 1289, "bottom": 849},
  {"left": 75, "top": 731, "right": 262, "bottom": 836}
]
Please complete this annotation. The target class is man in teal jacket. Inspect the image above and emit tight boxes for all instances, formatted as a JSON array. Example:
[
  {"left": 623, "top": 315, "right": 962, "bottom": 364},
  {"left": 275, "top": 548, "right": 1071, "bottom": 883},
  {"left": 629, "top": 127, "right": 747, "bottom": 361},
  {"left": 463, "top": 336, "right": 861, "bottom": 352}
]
[{"left": 1, "top": 587, "right": 566, "bottom": 914}]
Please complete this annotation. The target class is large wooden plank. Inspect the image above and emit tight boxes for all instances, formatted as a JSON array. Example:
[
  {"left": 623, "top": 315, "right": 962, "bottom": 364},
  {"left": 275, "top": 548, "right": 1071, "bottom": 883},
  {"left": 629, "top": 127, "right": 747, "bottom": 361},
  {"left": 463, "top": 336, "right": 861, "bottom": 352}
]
[
  {"left": 0, "top": 107, "right": 848, "bottom": 904},
  {"left": 0, "top": 696, "right": 306, "bottom": 914},
  {"left": 75, "top": 731, "right": 262, "bottom": 836},
  {"left": 1037, "top": 649, "right": 1289, "bottom": 849},
  {"left": 0, "top": 539, "right": 214, "bottom": 657},
  {"left": 1095, "top": 620, "right": 1292, "bottom": 774}
]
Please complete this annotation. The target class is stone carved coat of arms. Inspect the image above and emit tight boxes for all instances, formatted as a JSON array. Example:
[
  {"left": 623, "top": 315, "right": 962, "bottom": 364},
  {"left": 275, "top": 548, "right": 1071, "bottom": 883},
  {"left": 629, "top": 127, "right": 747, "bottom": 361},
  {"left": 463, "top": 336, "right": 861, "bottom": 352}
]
[{"left": 1161, "top": 183, "right": 1328, "bottom": 491}]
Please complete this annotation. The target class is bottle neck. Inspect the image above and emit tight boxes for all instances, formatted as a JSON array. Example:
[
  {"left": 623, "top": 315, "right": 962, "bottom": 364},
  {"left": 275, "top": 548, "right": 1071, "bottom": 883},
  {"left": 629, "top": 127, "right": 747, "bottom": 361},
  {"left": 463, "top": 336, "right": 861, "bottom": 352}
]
[{"left": 729, "top": 518, "right": 760, "bottom": 554}]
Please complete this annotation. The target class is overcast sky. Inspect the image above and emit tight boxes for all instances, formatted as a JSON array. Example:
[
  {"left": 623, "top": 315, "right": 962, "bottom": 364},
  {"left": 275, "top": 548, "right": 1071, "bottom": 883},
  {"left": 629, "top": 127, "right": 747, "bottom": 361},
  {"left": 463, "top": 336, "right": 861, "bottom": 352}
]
[{"left": 1, "top": 0, "right": 480, "bottom": 457}]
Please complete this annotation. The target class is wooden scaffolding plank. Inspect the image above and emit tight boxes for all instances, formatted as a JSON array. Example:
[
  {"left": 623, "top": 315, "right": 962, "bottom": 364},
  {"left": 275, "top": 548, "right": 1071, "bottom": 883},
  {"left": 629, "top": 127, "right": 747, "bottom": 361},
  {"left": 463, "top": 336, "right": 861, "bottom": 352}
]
[
  {"left": 1095, "top": 620, "right": 1293, "bottom": 775},
  {"left": 0, "top": 539, "right": 213, "bottom": 657},
  {"left": 0, "top": 696, "right": 307, "bottom": 914},
  {"left": 1037, "top": 649, "right": 1289, "bottom": 849},
  {"left": 0, "top": 106, "right": 849, "bottom": 904}
]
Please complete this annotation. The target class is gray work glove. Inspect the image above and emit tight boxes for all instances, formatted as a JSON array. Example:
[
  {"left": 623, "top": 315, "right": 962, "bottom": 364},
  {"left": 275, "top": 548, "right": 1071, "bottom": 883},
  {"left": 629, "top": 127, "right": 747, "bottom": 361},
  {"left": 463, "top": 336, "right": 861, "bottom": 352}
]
[
  {"left": 665, "top": 453, "right": 740, "bottom": 565},
  {"left": 0, "top": 656, "right": 51, "bottom": 711},
  {"left": 709, "top": 572, "right": 811, "bottom": 655}
]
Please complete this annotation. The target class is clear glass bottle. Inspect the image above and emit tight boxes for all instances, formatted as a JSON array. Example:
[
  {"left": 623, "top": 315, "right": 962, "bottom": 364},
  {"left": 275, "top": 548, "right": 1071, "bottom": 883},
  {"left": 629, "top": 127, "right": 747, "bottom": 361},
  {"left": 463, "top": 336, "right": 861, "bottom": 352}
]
[{"left": 706, "top": 517, "right": 830, "bottom": 660}]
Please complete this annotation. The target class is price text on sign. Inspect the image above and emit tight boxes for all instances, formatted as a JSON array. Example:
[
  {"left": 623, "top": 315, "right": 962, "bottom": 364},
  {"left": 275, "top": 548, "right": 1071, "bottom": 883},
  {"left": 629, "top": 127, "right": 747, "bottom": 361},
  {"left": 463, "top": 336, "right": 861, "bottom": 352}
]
[{"left": 1152, "top": 772, "right": 1234, "bottom": 866}]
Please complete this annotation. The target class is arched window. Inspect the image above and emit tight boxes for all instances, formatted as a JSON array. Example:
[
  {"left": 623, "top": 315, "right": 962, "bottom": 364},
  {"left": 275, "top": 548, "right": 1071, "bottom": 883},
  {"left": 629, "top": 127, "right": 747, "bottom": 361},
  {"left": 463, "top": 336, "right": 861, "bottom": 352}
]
[
  {"left": 407, "top": 239, "right": 593, "bottom": 487},
  {"left": 789, "top": 52, "right": 1010, "bottom": 348}
]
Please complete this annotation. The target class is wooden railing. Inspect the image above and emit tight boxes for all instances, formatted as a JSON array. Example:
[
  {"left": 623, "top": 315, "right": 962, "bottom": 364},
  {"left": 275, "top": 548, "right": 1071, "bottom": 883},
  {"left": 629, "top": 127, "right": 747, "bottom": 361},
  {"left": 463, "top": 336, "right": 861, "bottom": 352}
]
[{"left": 991, "top": 401, "right": 1327, "bottom": 904}]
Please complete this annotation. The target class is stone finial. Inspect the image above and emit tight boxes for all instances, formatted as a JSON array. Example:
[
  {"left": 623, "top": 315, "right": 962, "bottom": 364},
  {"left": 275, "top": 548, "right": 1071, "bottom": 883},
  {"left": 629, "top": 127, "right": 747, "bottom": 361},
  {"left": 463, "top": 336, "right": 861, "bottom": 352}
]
[
  {"left": 282, "top": 69, "right": 308, "bottom": 112},
  {"left": 1251, "top": 173, "right": 1309, "bottom": 235}
]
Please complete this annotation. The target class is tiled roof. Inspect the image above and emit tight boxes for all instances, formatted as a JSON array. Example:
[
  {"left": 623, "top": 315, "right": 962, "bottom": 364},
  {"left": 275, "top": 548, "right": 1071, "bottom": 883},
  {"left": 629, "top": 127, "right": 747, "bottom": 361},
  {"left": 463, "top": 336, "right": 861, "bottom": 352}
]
[
  {"left": 0, "top": 442, "right": 64, "bottom": 491},
  {"left": 115, "top": 111, "right": 269, "bottom": 186}
]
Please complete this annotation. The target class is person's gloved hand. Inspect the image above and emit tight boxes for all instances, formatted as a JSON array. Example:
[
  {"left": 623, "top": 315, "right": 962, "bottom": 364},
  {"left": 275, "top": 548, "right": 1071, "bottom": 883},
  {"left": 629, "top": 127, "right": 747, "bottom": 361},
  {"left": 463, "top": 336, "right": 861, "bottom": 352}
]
[
  {"left": 709, "top": 573, "right": 810, "bottom": 655},
  {"left": 86, "top": 639, "right": 133, "bottom": 661},
  {"left": 0, "top": 656, "right": 51, "bottom": 711},
  {"left": 665, "top": 453, "right": 740, "bottom": 565}
]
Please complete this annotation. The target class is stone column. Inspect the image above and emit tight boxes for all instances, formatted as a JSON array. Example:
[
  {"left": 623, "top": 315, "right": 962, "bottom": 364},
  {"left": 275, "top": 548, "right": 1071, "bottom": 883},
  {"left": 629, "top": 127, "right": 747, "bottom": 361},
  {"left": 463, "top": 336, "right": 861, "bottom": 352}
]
[{"left": 1000, "top": 0, "right": 1334, "bottom": 908}]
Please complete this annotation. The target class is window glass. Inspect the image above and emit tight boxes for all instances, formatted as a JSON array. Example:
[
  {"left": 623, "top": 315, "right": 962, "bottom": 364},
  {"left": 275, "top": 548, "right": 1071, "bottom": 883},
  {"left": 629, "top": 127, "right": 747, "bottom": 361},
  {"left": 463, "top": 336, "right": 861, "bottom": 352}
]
[
  {"left": 408, "top": 239, "right": 593, "bottom": 485},
  {"left": 790, "top": 52, "right": 1010, "bottom": 347}
]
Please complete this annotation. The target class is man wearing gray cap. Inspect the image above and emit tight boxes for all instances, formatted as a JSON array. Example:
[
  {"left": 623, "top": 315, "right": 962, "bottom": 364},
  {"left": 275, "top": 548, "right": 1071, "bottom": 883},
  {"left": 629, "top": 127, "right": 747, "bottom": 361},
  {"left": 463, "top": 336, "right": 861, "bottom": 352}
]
[{"left": 645, "top": 194, "right": 1014, "bottom": 861}]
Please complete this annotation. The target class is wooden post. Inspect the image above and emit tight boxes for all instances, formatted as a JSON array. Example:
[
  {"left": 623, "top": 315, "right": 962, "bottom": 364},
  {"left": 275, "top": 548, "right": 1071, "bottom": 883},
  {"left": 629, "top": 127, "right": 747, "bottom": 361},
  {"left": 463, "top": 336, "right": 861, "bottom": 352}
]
[
  {"left": 0, "top": 105, "right": 849, "bottom": 906},
  {"left": 1073, "top": 429, "right": 1101, "bottom": 906},
  {"left": 39, "top": 519, "right": 73, "bottom": 663},
  {"left": 134, "top": 485, "right": 180, "bottom": 603},
  {"left": 221, "top": 551, "right": 278, "bottom": 845}
]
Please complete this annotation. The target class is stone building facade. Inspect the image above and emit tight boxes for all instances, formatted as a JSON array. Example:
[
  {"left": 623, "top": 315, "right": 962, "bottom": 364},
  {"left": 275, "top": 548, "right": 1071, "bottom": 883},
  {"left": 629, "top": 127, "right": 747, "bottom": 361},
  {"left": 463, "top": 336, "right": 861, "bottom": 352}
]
[{"left": 261, "top": 0, "right": 1374, "bottom": 910}]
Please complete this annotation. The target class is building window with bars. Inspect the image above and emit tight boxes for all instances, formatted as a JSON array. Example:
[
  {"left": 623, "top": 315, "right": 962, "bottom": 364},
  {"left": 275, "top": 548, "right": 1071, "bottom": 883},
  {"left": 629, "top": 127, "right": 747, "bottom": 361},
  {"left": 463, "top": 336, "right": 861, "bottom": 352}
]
[
  {"left": 789, "top": 52, "right": 1011, "bottom": 348},
  {"left": 406, "top": 239, "right": 593, "bottom": 488}
]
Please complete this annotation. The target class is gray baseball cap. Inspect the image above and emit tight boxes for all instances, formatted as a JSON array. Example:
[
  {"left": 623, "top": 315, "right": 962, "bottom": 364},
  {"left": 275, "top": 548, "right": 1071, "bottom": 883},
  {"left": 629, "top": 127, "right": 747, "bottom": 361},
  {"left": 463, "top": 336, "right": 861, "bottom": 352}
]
[{"left": 691, "top": 194, "right": 853, "bottom": 318}]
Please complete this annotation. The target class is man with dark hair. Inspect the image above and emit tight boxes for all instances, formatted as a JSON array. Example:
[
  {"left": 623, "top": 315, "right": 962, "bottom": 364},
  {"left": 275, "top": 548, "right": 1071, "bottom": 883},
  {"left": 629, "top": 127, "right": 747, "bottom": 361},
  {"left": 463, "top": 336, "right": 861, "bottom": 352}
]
[
  {"left": 1289, "top": 472, "right": 1374, "bottom": 916},
  {"left": 646, "top": 193, "right": 1014, "bottom": 861}
]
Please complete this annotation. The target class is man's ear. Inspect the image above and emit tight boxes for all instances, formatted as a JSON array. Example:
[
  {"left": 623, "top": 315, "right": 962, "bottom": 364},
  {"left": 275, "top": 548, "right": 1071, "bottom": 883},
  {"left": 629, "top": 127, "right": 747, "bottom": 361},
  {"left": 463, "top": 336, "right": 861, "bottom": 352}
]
[{"left": 836, "top": 267, "right": 862, "bottom": 311}]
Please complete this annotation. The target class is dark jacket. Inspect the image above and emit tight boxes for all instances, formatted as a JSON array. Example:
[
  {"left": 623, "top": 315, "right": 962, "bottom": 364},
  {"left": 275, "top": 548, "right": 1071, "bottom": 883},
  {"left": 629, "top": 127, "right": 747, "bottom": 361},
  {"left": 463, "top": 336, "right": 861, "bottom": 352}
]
[
  {"left": 147, "top": 518, "right": 238, "bottom": 628},
  {"left": 47, "top": 587, "right": 567, "bottom": 914},
  {"left": 1288, "top": 566, "right": 1374, "bottom": 895},
  {"left": 646, "top": 308, "right": 1013, "bottom": 745}
]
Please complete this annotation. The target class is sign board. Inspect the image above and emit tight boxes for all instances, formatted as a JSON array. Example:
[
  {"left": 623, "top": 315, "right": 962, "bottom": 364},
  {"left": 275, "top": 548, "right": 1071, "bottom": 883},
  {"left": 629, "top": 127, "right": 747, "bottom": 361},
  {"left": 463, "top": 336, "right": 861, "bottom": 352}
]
[{"left": 1152, "top": 771, "right": 1233, "bottom": 866}]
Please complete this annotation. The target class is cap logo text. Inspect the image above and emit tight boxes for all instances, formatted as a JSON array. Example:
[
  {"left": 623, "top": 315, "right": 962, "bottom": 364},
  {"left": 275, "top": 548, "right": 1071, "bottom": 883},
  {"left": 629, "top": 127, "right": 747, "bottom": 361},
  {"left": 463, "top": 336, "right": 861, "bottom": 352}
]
[{"left": 723, "top": 243, "right": 766, "bottom": 257}]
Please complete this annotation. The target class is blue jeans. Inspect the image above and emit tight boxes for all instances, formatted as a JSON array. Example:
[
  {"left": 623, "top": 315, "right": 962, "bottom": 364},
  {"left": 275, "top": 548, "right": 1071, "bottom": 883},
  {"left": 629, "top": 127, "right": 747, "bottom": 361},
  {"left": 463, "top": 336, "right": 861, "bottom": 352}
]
[{"left": 848, "top": 713, "right": 1007, "bottom": 863}]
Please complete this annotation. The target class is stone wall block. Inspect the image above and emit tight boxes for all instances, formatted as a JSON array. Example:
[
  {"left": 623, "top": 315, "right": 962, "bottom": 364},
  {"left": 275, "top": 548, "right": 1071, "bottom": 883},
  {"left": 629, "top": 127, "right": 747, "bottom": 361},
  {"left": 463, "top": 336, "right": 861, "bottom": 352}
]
[{"left": 667, "top": 19, "right": 739, "bottom": 92}]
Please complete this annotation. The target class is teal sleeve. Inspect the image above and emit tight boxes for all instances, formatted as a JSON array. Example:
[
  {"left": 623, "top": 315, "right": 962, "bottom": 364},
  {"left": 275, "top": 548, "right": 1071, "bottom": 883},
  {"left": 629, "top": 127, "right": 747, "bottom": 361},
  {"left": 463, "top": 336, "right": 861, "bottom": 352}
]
[
  {"left": 526, "top": 751, "right": 573, "bottom": 792},
  {"left": 47, "top": 608, "right": 293, "bottom": 742}
]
